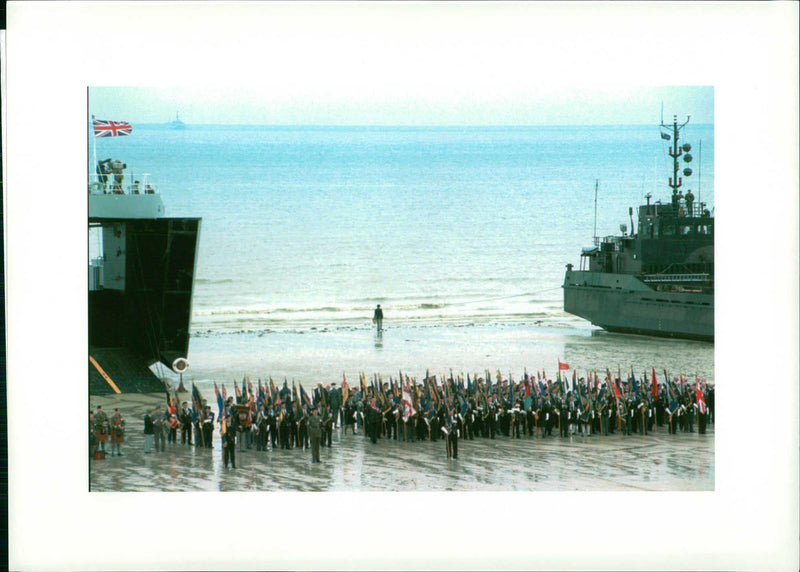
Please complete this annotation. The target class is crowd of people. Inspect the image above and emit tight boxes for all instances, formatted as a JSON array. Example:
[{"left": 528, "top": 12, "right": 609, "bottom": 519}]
[{"left": 89, "top": 367, "right": 714, "bottom": 466}]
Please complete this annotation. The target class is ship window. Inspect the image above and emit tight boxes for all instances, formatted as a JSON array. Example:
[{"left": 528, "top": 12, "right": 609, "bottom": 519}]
[{"left": 661, "top": 224, "right": 675, "bottom": 236}]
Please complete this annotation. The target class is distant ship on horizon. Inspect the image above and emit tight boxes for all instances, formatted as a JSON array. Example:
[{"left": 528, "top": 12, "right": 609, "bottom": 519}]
[{"left": 166, "top": 111, "right": 187, "bottom": 129}]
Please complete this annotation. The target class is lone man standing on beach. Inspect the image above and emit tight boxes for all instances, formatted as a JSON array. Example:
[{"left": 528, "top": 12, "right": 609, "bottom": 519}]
[{"left": 373, "top": 304, "right": 384, "bottom": 333}]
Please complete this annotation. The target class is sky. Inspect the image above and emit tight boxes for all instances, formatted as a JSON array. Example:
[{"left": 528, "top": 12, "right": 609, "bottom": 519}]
[{"left": 89, "top": 85, "right": 713, "bottom": 126}]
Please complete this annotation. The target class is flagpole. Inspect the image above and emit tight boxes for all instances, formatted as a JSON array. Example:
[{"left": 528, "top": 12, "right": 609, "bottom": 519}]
[{"left": 90, "top": 115, "right": 97, "bottom": 185}]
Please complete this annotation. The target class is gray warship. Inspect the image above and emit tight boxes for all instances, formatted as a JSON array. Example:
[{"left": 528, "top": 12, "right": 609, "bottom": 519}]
[{"left": 563, "top": 114, "right": 713, "bottom": 342}]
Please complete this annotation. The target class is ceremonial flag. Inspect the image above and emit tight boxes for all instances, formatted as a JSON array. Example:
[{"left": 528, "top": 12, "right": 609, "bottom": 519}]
[
  {"left": 299, "top": 383, "right": 313, "bottom": 409},
  {"left": 402, "top": 386, "right": 416, "bottom": 422},
  {"left": 651, "top": 367, "right": 659, "bottom": 398},
  {"left": 213, "top": 382, "right": 228, "bottom": 446},
  {"left": 457, "top": 392, "right": 468, "bottom": 416},
  {"left": 165, "top": 386, "right": 177, "bottom": 416},
  {"left": 270, "top": 378, "right": 280, "bottom": 406},
  {"left": 696, "top": 380, "right": 707, "bottom": 414},
  {"left": 214, "top": 382, "right": 225, "bottom": 418},
  {"left": 93, "top": 118, "right": 133, "bottom": 137},
  {"left": 558, "top": 360, "right": 569, "bottom": 371},
  {"left": 342, "top": 372, "right": 350, "bottom": 403},
  {"left": 257, "top": 380, "right": 266, "bottom": 410},
  {"left": 234, "top": 380, "right": 242, "bottom": 403},
  {"left": 191, "top": 381, "right": 203, "bottom": 422}
]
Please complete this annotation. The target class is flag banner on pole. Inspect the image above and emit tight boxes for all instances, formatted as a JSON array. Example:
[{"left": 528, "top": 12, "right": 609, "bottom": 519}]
[
  {"left": 402, "top": 386, "right": 416, "bottom": 422},
  {"left": 558, "top": 360, "right": 569, "bottom": 371},
  {"left": 651, "top": 367, "right": 659, "bottom": 398},
  {"left": 93, "top": 118, "right": 132, "bottom": 137},
  {"left": 696, "top": 380, "right": 707, "bottom": 414}
]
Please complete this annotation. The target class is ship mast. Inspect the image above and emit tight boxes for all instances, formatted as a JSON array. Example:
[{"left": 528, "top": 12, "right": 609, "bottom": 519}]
[{"left": 661, "top": 113, "right": 692, "bottom": 204}]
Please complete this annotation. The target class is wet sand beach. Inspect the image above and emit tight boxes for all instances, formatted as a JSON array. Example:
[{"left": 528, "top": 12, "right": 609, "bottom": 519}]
[{"left": 89, "top": 392, "right": 713, "bottom": 492}]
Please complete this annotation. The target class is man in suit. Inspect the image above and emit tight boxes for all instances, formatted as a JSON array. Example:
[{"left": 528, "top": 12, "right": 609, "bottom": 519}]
[
  {"left": 446, "top": 409, "right": 459, "bottom": 460},
  {"left": 223, "top": 397, "right": 238, "bottom": 468},
  {"left": 180, "top": 402, "right": 193, "bottom": 445},
  {"left": 202, "top": 405, "right": 215, "bottom": 448},
  {"left": 329, "top": 382, "right": 342, "bottom": 428}
]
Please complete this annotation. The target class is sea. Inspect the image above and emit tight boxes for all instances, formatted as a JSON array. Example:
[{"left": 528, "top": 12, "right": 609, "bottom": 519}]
[{"left": 89, "top": 123, "right": 715, "bottom": 387}]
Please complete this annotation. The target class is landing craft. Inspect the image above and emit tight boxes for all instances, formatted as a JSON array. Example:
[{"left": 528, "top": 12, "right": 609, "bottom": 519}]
[{"left": 562, "top": 114, "right": 713, "bottom": 341}]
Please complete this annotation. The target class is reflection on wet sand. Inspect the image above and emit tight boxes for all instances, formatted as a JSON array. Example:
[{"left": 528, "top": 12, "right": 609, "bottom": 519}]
[{"left": 90, "top": 394, "right": 713, "bottom": 492}]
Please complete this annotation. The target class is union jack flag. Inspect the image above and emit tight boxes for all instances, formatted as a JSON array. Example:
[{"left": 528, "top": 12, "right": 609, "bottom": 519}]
[{"left": 93, "top": 118, "right": 132, "bottom": 137}]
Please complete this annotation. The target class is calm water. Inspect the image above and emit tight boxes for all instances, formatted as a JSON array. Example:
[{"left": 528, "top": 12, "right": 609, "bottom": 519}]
[{"left": 89, "top": 123, "right": 715, "bottom": 386}]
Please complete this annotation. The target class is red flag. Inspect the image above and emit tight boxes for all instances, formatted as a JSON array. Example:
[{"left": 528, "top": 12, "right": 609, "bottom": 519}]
[
  {"left": 696, "top": 379, "right": 707, "bottom": 414},
  {"left": 651, "top": 367, "right": 659, "bottom": 398},
  {"left": 558, "top": 360, "right": 569, "bottom": 371}
]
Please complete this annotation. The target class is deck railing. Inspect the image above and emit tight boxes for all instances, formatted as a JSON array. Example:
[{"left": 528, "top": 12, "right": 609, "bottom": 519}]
[{"left": 88, "top": 172, "right": 158, "bottom": 195}]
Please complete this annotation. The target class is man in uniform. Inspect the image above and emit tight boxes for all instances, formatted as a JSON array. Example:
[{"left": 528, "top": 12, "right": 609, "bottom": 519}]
[
  {"left": 343, "top": 397, "right": 356, "bottom": 435},
  {"left": 256, "top": 404, "right": 269, "bottom": 451},
  {"left": 298, "top": 406, "right": 310, "bottom": 450},
  {"left": 321, "top": 405, "right": 333, "bottom": 447},
  {"left": 279, "top": 405, "right": 291, "bottom": 449},
  {"left": 560, "top": 395, "right": 571, "bottom": 438},
  {"left": 89, "top": 411, "right": 97, "bottom": 458},
  {"left": 366, "top": 398, "right": 381, "bottom": 444},
  {"left": 143, "top": 409, "right": 154, "bottom": 453},
  {"left": 625, "top": 392, "right": 636, "bottom": 436},
  {"left": 308, "top": 408, "right": 322, "bottom": 463},
  {"left": 446, "top": 408, "right": 459, "bottom": 459},
  {"left": 385, "top": 400, "right": 397, "bottom": 441},
  {"left": 266, "top": 405, "right": 277, "bottom": 449},
  {"left": 510, "top": 402, "right": 522, "bottom": 439},
  {"left": 168, "top": 413, "right": 179, "bottom": 444},
  {"left": 579, "top": 395, "right": 592, "bottom": 437},
  {"left": 194, "top": 402, "right": 205, "bottom": 447},
  {"left": 153, "top": 407, "right": 166, "bottom": 452},
  {"left": 203, "top": 405, "right": 215, "bottom": 448},
  {"left": 94, "top": 405, "right": 109, "bottom": 453},
  {"left": 110, "top": 408, "right": 125, "bottom": 456}
]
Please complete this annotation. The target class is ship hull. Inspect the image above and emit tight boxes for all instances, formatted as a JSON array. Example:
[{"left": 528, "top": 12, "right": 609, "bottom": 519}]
[
  {"left": 563, "top": 270, "right": 713, "bottom": 342},
  {"left": 89, "top": 216, "right": 201, "bottom": 393}
]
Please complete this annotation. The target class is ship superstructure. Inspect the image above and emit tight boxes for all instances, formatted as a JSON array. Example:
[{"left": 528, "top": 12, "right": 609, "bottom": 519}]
[{"left": 563, "top": 114, "right": 713, "bottom": 341}]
